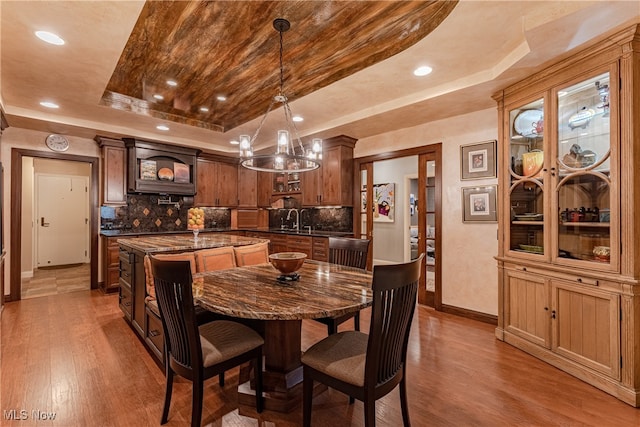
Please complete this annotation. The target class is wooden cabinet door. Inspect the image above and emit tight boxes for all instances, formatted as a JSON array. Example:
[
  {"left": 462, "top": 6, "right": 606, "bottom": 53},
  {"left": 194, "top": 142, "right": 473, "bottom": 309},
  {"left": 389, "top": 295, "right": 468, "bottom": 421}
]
[
  {"left": 287, "top": 235, "right": 313, "bottom": 258},
  {"left": 312, "top": 237, "right": 329, "bottom": 261},
  {"left": 102, "top": 236, "right": 120, "bottom": 293},
  {"left": 195, "top": 159, "right": 237, "bottom": 207},
  {"left": 98, "top": 138, "right": 127, "bottom": 206},
  {"left": 215, "top": 162, "right": 238, "bottom": 207},
  {"left": 551, "top": 280, "right": 620, "bottom": 379},
  {"left": 237, "top": 166, "right": 257, "bottom": 207},
  {"left": 257, "top": 171, "right": 272, "bottom": 207},
  {"left": 194, "top": 159, "right": 216, "bottom": 206},
  {"left": 268, "top": 233, "right": 288, "bottom": 254},
  {"left": 301, "top": 167, "right": 321, "bottom": 206},
  {"left": 504, "top": 269, "right": 551, "bottom": 349},
  {"left": 320, "top": 144, "right": 353, "bottom": 206}
]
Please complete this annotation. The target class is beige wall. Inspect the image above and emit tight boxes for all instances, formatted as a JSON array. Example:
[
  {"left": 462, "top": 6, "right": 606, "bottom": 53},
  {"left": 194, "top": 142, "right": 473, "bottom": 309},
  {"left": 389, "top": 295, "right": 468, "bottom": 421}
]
[
  {"left": 2, "top": 127, "right": 100, "bottom": 295},
  {"left": 355, "top": 107, "right": 499, "bottom": 316}
]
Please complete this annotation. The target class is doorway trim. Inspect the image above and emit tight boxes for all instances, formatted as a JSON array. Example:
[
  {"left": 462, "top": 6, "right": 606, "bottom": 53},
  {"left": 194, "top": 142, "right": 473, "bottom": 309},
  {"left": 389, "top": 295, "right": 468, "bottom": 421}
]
[
  {"left": 9, "top": 148, "right": 99, "bottom": 301},
  {"left": 353, "top": 143, "right": 442, "bottom": 309}
]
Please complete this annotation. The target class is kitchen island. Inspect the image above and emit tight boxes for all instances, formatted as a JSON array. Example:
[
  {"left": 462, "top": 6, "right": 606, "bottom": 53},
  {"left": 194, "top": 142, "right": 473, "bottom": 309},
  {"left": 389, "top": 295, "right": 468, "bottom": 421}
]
[{"left": 117, "top": 233, "right": 268, "bottom": 364}]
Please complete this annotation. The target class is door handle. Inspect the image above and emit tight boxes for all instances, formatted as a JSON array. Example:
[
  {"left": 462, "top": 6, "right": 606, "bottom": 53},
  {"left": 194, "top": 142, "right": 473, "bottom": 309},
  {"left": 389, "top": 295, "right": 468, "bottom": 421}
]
[{"left": 41, "top": 217, "right": 50, "bottom": 227}]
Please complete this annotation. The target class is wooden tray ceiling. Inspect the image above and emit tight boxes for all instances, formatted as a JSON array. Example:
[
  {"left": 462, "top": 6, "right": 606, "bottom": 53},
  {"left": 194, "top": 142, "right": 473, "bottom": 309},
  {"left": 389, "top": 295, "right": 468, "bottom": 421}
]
[{"left": 101, "top": 1, "right": 457, "bottom": 133}]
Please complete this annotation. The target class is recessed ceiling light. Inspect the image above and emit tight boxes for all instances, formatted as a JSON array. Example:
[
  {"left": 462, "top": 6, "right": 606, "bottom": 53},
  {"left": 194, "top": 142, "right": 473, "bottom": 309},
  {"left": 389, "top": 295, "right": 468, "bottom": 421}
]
[
  {"left": 166, "top": 80, "right": 178, "bottom": 87},
  {"left": 153, "top": 94, "right": 164, "bottom": 100},
  {"left": 413, "top": 66, "right": 433, "bottom": 77},
  {"left": 199, "top": 106, "right": 209, "bottom": 113},
  {"left": 40, "top": 101, "right": 59, "bottom": 109},
  {"left": 156, "top": 125, "right": 170, "bottom": 131},
  {"left": 35, "top": 30, "right": 65, "bottom": 45},
  {"left": 216, "top": 95, "right": 227, "bottom": 102},
  {"left": 292, "top": 115, "right": 304, "bottom": 122},
  {"left": 230, "top": 140, "right": 240, "bottom": 145}
]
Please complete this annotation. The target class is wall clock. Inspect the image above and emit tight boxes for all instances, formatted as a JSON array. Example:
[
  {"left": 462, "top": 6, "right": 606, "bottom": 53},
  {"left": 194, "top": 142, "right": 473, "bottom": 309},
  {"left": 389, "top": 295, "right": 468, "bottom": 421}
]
[{"left": 45, "top": 134, "right": 69, "bottom": 152}]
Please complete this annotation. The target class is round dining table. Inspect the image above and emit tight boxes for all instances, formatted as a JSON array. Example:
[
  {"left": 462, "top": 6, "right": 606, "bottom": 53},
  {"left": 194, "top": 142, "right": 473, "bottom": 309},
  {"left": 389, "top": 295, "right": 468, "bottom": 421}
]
[{"left": 194, "top": 259, "right": 373, "bottom": 413}]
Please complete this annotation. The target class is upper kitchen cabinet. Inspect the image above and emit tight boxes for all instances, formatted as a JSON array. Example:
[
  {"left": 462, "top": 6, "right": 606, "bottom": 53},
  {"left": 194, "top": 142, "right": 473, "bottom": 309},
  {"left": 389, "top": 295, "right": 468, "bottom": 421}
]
[
  {"left": 194, "top": 155, "right": 238, "bottom": 207},
  {"left": 494, "top": 24, "right": 640, "bottom": 407},
  {"left": 237, "top": 166, "right": 271, "bottom": 208},
  {"left": 95, "top": 136, "right": 127, "bottom": 206},
  {"left": 124, "top": 138, "right": 200, "bottom": 196},
  {"left": 301, "top": 135, "right": 356, "bottom": 207},
  {"left": 237, "top": 166, "right": 256, "bottom": 207}
]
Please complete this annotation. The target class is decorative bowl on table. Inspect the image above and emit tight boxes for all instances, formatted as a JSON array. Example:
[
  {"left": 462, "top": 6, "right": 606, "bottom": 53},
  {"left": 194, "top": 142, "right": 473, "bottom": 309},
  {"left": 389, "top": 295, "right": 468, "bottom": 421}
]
[{"left": 269, "top": 252, "right": 307, "bottom": 282}]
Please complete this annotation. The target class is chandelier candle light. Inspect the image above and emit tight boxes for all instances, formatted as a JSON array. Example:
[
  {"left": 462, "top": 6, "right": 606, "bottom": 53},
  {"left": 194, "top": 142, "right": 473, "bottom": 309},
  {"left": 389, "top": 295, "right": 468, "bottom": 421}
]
[{"left": 238, "top": 18, "right": 322, "bottom": 173}]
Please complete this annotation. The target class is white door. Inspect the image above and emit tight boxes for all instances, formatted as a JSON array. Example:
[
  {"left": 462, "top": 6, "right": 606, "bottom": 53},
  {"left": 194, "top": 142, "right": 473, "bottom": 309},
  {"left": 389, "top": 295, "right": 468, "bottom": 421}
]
[{"left": 36, "top": 174, "right": 89, "bottom": 267}]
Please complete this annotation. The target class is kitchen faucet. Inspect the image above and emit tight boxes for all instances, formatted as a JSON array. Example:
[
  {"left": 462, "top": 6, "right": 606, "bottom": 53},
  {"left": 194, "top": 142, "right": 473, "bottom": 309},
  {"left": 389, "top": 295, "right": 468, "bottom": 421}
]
[{"left": 286, "top": 208, "right": 299, "bottom": 232}]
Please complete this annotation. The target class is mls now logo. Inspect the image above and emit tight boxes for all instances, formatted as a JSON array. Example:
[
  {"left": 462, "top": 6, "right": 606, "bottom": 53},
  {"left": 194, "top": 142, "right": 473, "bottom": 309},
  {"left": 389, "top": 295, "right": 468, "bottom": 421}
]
[
  {"left": 3, "top": 409, "right": 28, "bottom": 420},
  {"left": 3, "top": 409, "right": 57, "bottom": 420}
]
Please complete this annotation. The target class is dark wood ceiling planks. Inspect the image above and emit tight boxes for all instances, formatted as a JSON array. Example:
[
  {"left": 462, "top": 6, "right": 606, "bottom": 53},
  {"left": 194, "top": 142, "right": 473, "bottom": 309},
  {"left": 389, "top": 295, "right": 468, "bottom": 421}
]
[{"left": 101, "top": 0, "right": 457, "bottom": 133}]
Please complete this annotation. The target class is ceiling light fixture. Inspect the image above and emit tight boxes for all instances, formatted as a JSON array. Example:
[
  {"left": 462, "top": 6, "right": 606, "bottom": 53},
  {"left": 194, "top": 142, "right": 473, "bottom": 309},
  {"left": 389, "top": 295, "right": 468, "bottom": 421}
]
[
  {"left": 413, "top": 66, "right": 433, "bottom": 76},
  {"left": 239, "top": 18, "right": 321, "bottom": 173},
  {"left": 156, "top": 124, "right": 170, "bottom": 131},
  {"left": 216, "top": 95, "right": 227, "bottom": 102},
  {"left": 35, "top": 30, "right": 65, "bottom": 45},
  {"left": 153, "top": 94, "right": 164, "bottom": 100},
  {"left": 40, "top": 101, "right": 59, "bottom": 109},
  {"left": 166, "top": 80, "right": 178, "bottom": 87},
  {"left": 199, "top": 106, "right": 210, "bottom": 113}
]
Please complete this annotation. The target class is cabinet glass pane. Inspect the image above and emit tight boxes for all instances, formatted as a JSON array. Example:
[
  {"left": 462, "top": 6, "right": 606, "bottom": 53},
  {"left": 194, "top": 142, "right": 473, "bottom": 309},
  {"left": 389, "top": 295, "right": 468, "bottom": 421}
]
[
  {"left": 556, "top": 72, "right": 611, "bottom": 264},
  {"left": 510, "top": 98, "right": 544, "bottom": 178},
  {"left": 557, "top": 72, "right": 610, "bottom": 172},
  {"left": 510, "top": 182, "right": 544, "bottom": 254},
  {"left": 509, "top": 98, "right": 545, "bottom": 255}
]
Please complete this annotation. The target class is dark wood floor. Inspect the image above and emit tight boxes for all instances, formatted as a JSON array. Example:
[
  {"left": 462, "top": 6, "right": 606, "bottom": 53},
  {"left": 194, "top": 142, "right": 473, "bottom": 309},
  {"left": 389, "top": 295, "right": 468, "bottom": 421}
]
[{"left": 2, "top": 290, "right": 639, "bottom": 426}]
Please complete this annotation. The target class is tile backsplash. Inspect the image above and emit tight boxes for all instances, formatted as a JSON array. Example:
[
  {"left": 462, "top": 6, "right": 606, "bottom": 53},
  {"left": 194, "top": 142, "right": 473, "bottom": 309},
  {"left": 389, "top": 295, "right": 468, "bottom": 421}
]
[
  {"left": 100, "top": 195, "right": 230, "bottom": 232},
  {"left": 101, "top": 195, "right": 352, "bottom": 233},
  {"left": 269, "top": 207, "right": 353, "bottom": 232}
]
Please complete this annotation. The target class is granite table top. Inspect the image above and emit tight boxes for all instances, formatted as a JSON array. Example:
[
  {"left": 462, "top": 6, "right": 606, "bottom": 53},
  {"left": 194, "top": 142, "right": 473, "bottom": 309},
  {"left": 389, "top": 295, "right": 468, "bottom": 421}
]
[
  {"left": 194, "top": 260, "right": 373, "bottom": 321},
  {"left": 117, "top": 234, "right": 268, "bottom": 254}
]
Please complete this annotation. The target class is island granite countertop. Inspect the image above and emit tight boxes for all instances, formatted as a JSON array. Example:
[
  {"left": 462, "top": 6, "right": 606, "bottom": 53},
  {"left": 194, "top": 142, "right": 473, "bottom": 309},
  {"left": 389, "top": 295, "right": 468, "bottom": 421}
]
[
  {"left": 103, "top": 228, "right": 352, "bottom": 239},
  {"left": 117, "top": 234, "right": 268, "bottom": 254}
]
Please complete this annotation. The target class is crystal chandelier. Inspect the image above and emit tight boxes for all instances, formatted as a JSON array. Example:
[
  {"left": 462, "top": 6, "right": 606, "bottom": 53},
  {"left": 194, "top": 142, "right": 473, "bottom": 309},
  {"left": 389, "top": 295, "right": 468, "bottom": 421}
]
[{"left": 238, "top": 18, "right": 322, "bottom": 173}]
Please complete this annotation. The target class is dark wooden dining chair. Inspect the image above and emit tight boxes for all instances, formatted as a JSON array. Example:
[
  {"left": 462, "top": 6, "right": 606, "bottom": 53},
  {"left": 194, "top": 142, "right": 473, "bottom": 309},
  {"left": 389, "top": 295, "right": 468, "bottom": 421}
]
[
  {"left": 302, "top": 254, "right": 424, "bottom": 427},
  {"left": 149, "top": 256, "right": 264, "bottom": 427},
  {"left": 313, "top": 237, "right": 370, "bottom": 335}
]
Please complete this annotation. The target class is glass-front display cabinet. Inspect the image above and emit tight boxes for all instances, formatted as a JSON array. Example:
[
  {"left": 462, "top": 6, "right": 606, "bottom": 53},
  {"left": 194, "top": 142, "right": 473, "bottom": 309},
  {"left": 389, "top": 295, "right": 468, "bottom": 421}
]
[
  {"left": 505, "top": 68, "right": 617, "bottom": 271},
  {"left": 496, "top": 24, "right": 640, "bottom": 408}
]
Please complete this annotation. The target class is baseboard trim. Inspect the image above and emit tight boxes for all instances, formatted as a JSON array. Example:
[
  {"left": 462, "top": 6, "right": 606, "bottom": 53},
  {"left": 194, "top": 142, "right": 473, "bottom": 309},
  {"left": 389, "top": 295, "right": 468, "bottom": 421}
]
[{"left": 441, "top": 304, "right": 498, "bottom": 325}]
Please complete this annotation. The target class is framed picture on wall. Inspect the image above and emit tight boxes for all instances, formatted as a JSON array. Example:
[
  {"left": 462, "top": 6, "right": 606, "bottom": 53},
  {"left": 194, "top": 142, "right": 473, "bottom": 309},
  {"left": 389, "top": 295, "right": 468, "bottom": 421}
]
[
  {"left": 462, "top": 185, "right": 497, "bottom": 223},
  {"left": 373, "top": 183, "right": 395, "bottom": 222},
  {"left": 460, "top": 140, "right": 497, "bottom": 180}
]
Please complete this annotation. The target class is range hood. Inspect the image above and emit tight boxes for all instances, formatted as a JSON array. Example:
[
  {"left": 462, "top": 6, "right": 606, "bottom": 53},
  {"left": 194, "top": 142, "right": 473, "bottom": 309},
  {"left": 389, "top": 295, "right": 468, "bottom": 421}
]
[{"left": 124, "top": 138, "right": 201, "bottom": 196}]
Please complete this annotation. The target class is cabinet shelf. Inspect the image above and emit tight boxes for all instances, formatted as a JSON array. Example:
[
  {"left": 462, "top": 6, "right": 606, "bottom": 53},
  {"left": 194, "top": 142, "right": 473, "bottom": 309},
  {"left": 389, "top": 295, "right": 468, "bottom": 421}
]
[
  {"left": 511, "top": 220, "right": 544, "bottom": 225},
  {"left": 559, "top": 221, "right": 609, "bottom": 228}
]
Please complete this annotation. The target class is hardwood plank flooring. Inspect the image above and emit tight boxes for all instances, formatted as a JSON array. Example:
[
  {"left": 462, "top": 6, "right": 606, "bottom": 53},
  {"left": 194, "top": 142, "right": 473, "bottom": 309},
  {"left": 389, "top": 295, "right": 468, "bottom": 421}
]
[
  {"left": 21, "top": 264, "right": 90, "bottom": 299},
  {"left": 1, "top": 290, "right": 639, "bottom": 426}
]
